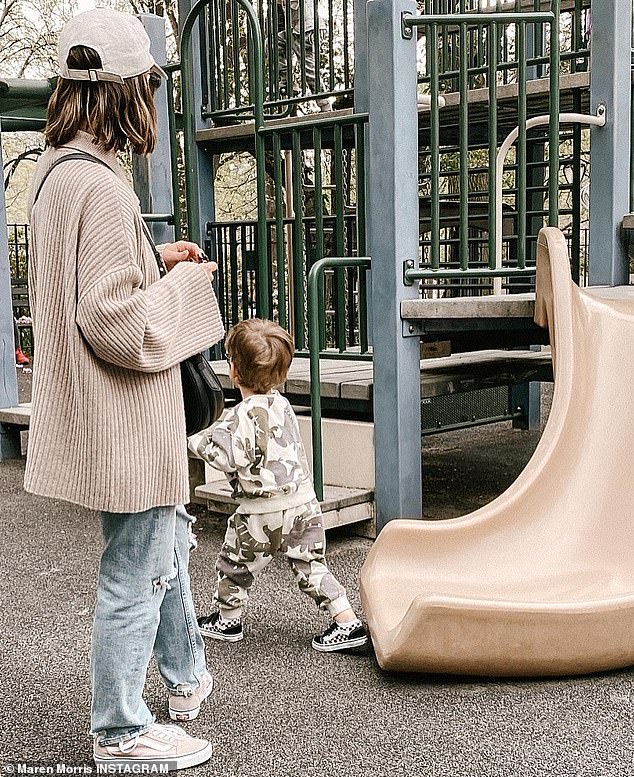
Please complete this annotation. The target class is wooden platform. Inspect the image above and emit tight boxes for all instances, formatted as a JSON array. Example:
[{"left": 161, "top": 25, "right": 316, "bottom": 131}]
[
  {"left": 195, "top": 481, "right": 374, "bottom": 531},
  {"left": 211, "top": 345, "right": 552, "bottom": 409},
  {"left": 0, "top": 402, "right": 31, "bottom": 427},
  {"left": 401, "top": 292, "right": 548, "bottom": 350},
  {"left": 0, "top": 338, "right": 551, "bottom": 435}
]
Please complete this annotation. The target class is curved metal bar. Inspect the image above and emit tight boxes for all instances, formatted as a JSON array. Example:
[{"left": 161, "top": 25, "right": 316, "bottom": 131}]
[
  {"left": 307, "top": 256, "right": 371, "bottom": 500},
  {"left": 180, "top": 0, "right": 265, "bottom": 249},
  {"left": 494, "top": 106, "right": 606, "bottom": 292}
]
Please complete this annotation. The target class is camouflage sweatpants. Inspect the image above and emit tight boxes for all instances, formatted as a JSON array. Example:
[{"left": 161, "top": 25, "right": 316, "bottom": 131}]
[{"left": 214, "top": 498, "right": 351, "bottom": 619}]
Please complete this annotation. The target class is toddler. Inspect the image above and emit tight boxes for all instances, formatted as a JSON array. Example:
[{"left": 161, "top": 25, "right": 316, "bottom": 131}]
[{"left": 193, "top": 318, "right": 368, "bottom": 652}]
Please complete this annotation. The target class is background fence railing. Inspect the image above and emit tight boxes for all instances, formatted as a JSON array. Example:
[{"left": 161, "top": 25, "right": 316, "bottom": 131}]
[{"left": 197, "top": 0, "right": 354, "bottom": 122}]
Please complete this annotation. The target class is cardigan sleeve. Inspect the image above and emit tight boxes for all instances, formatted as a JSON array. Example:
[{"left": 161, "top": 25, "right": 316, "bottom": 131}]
[{"left": 75, "top": 172, "right": 224, "bottom": 372}]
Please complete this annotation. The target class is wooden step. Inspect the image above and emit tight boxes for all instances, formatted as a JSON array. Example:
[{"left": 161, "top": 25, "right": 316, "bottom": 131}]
[
  {"left": 0, "top": 402, "right": 31, "bottom": 426},
  {"left": 195, "top": 481, "right": 374, "bottom": 531}
]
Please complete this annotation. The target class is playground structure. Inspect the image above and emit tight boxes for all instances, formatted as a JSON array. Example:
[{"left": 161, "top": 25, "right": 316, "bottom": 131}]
[
  {"left": 0, "top": 0, "right": 631, "bottom": 538},
  {"left": 361, "top": 226, "right": 634, "bottom": 676}
]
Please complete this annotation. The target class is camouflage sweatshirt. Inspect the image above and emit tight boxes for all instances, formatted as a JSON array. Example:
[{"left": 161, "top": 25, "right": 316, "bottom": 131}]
[{"left": 196, "top": 390, "right": 317, "bottom": 512}]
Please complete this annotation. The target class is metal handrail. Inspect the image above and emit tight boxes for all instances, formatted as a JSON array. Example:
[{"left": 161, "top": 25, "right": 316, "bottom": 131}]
[
  {"left": 493, "top": 106, "right": 606, "bottom": 292},
  {"left": 307, "top": 256, "right": 371, "bottom": 500}
]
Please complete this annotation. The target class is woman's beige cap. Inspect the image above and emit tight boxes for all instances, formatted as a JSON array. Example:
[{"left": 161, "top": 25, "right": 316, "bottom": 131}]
[{"left": 58, "top": 7, "right": 167, "bottom": 83}]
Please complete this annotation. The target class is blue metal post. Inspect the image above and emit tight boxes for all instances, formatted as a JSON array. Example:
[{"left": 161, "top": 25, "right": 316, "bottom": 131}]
[
  {"left": 589, "top": 1, "right": 631, "bottom": 286},
  {"left": 0, "top": 128, "right": 21, "bottom": 458},
  {"left": 366, "top": 0, "right": 421, "bottom": 530},
  {"left": 135, "top": 14, "right": 175, "bottom": 245}
]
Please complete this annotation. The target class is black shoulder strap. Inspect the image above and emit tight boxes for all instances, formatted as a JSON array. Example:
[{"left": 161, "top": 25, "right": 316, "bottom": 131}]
[
  {"left": 32, "top": 151, "right": 110, "bottom": 208},
  {"left": 32, "top": 149, "right": 166, "bottom": 277}
]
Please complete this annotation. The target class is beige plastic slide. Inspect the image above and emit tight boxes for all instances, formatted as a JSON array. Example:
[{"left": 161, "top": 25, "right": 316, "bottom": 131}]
[{"left": 360, "top": 226, "right": 634, "bottom": 676}]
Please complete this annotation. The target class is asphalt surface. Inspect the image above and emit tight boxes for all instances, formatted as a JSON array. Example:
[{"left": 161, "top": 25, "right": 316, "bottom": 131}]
[{"left": 3, "top": 371, "right": 634, "bottom": 777}]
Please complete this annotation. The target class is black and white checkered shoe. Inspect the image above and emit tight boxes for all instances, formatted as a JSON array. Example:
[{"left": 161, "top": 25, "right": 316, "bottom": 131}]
[
  {"left": 312, "top": 619, "right": 368, "bottom": 652},
  {"left": 198, "top": 612, "right": 243, "bottom": 642}
]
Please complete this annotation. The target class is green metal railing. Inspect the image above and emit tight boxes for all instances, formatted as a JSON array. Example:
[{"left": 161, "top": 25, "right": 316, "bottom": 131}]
[
  {"left": 197, "top": 0, "right": 354, "bottom": 122},
  {"left": 208, "top": 211, "right": 367, "bottom": 350},
  {"left": 404, "top": 6, "right": 562, "bottom": 287},
  {"left": 307, "top": 256, "right": 371, "bottom": 500},
  {"left": 416, "top": 0, "right": 589, "bottom": 87},
  {"left": 180, "top": 0, "right": 268, "bottom": 313},
  {"left": 258, "top": 111, "right": 368, "bottom": 347}
]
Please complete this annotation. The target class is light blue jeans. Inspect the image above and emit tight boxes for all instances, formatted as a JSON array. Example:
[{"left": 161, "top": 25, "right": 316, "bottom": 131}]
[{"left": 90, "top": 505, "right": 207, "bottom": 746}]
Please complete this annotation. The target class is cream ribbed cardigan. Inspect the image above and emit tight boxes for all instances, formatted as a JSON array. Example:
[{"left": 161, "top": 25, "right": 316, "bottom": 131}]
[{"left": 24, "top": 132, "right": 225, "bottom": 513}]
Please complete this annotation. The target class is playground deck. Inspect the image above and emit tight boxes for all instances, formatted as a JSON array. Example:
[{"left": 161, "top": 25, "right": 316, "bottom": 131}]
[{"left": 209, "top": 347, "right": 552, "bottom": 410}]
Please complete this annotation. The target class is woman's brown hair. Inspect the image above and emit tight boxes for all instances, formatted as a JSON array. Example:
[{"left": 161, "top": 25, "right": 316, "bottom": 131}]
[
  {"left": 226, "top": 319, "right": 294, "bottom": 394},
  {"left": 45, "top": 46, "right": 158, "bottom": 155}
]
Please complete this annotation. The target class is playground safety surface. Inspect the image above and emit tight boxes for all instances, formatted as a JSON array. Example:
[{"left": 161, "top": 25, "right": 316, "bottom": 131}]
[{"left": 3, "top": 372, "right": 634, "bottom": 776}]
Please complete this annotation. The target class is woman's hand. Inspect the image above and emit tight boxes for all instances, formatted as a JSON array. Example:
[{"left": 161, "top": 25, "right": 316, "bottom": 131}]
[
  {"left": 160, "top": 240, "right": 218, "bottom": 281},
  {"left": 161, "top": 240, "right": 206, "bottom": 271}
]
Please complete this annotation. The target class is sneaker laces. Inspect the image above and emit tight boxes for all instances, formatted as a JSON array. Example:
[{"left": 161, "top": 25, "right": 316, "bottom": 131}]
[
  {"left": 118, "top": 724, "right": 179, "bottom": 752},
  {"left": 323, "top": 619, "right": 361, "bottom": 639}
]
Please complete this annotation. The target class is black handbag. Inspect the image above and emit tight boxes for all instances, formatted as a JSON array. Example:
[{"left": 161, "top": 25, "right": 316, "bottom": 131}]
[
  {"left": 140, "top": 220, "right": 225, "bottom": 436},
  {"left": 33, "top": 150, "right": 225, "bottom": 437}
]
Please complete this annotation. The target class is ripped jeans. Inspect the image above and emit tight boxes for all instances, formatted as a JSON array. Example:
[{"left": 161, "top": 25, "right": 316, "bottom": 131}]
[{"left": 91, "top": 505, "right": 207, "bottom": 745}]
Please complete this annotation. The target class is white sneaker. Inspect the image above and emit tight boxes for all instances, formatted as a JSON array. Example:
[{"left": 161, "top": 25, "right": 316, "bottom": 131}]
[
  {"left": 168, "top": 671, "right": 214, "bottom": 721},
  {"left": 93, "top": 723, "right": 212, "bottom": 771}
]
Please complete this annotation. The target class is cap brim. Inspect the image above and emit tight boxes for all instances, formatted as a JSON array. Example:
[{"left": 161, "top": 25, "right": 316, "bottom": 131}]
[{"left": 150, "top": 63, "right": 167, "bottom": 80}]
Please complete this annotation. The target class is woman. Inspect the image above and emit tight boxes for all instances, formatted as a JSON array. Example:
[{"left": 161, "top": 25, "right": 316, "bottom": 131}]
[{"left": 26, "top": 7, "right": 222, "bottom": 769}]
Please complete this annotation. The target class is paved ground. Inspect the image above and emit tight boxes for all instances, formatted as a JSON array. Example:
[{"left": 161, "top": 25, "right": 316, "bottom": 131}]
[{"left": 3, "top": 370, "right": 634, "bottom": 776}]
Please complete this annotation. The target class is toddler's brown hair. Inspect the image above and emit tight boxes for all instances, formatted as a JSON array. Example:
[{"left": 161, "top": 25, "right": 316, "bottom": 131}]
[{"left": 225, "top": 318, "right": 294, "bottom": 393}]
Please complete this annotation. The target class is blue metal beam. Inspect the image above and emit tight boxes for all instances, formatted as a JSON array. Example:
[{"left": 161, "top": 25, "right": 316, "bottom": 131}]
[
  {"left": 589, "top": 1, "right": 631, "bottom": 286},
  {"left": 0, "top": 131, "right": 21, "bottom": 457},
  {"left": 366, "top": 0, "right": 422, "bottom": 530},
  {"left": 135, "top": 15, "right": 175, "bottom": 246}
]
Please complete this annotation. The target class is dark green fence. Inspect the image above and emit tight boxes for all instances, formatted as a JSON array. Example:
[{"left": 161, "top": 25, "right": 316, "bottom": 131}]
[
  {"left": 206, "top": 111, "right": 368, "bottom": 354},
  {"left": 195, "top": 0, "right": 354, "bottom": 122}
]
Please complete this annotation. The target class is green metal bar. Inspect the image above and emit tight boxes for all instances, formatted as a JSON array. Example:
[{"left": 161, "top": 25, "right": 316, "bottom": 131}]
[
  {"left": 0, "top": 117, "right": 45, "bottom": 131},
  {"left": 259, "top": 112, "right": 369, "bottom": 134},
  {"left": 355, "top": 124, "right": 368, "bottom": 353},
  {"left": 487, "top": 20, "right": 498, "bottom": 269},
  {"left": 294, "top": 349, "right": 372, "bottom": 362},
  {"left": 404, "top": 266, "right": 535, "bottom": 284},
  {"left": 291, "top": 130, "right": 305, "bottom": 349},
  {"left": 334, "top": 125, "right": 346, "bottom": 351},
  {"left": 517, "top": 20, "right": 527, "bottom": 268},
  {"left": 219, "top": 0, "right": 230, "bottom": 108},
  {"left": 458, "top": 22, "right": 469, "bottom": 270},
  {"left": 0, "top": 78, "right": 54, "bottom": 99},
  {"left": 232, "top": 5, "right": 241, "bottom": 109},
  {"left": 273, "top": 133, "right": 287, "bottom": 327},
  {"left": 165, "top": 69, "right": 182, "bottom": 241},
  {"left": 356, "top": 123, "right": 367, "bottom": 257},
  {"left": 548, "top": 2, "right": 561, "bottom": 226},
  {"left": 312, "top": 128, "right": 325, "bottom": 351},
  {"left": 430, "top": 21, "right": 440, "bottom": 270},
  {"left": 403, "top": 12, "right": 554, "bottom": 30},
  {"left": 307, "top": 256, "right": 371, "bottom": 501}
]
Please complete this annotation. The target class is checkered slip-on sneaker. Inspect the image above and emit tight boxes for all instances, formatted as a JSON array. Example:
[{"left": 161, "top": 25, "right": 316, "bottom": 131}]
[
  {"left": 312, "top": 619, "right": 369, "bottom": 652},
  {"left": 197, "top": 612, "right": 243, "bottom": 642}
]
